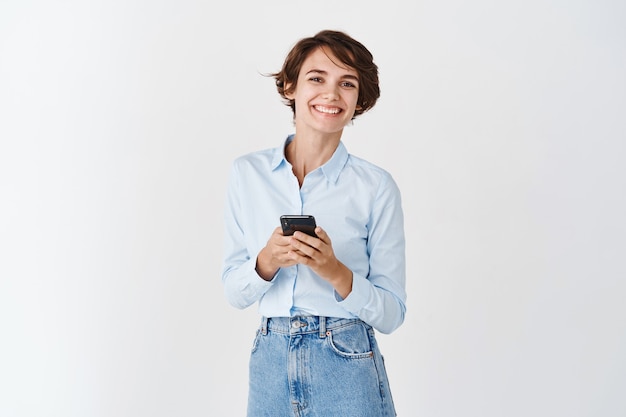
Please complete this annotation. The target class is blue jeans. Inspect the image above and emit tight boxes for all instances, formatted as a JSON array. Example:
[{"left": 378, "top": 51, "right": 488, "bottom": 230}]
[{"left": 247, "top": 316, "right": 397, "bottom": 417}]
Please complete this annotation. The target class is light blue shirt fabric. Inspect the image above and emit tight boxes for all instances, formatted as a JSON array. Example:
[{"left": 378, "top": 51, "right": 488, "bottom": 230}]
[{"left": 221, "top": 135, "right": 407, "bottom": 334}]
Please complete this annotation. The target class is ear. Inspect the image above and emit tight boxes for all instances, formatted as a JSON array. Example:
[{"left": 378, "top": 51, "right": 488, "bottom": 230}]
[{"left": 284, "top": 82, "right": 295, "bottom": 99}]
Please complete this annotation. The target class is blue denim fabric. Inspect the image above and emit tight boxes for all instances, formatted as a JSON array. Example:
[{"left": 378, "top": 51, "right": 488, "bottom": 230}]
[{"left": 247, "top": 316, "right": 397, "bottom": 417}]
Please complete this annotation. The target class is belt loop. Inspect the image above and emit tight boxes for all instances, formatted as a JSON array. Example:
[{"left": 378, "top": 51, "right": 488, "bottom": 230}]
[
  {"left": 319, "top": 316, "right": 326, "bottom": 338},
  {"left": 261, "top": 316, "right": 268, "bottom": 335}
]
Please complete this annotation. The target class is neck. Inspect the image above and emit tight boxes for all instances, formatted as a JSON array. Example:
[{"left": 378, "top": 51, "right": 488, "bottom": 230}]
[{"left": 286, "top": 130, "right": 342, "bottom": 186}]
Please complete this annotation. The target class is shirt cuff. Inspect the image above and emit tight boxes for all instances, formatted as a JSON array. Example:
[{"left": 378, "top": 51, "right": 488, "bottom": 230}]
[
  {"left": 244, "top": 258, "right": 274, "bottom": 293},
  {"left": 335, "top": 272, "right": 369, "bottom": 313}
]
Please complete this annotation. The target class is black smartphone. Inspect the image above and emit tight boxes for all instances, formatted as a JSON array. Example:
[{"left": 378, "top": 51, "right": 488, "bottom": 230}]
[{"left": 280, "top": 215, "right": 317, "bottom": 237}]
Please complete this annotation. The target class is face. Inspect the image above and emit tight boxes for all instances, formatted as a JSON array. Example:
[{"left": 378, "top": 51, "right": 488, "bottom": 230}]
[{"left": 286, "top": 47, "right": 360, "bottom": 136}]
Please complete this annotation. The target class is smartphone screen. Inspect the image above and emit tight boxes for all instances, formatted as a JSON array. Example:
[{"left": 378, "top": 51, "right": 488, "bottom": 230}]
[{"left": 280, "top": 215, "right": 317, "bottom": 237}]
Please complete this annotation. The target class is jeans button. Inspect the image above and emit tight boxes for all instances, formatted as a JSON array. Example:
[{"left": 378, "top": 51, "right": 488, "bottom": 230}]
[{"left": 291, "top": 321, "right": 301, "bottom": 329}]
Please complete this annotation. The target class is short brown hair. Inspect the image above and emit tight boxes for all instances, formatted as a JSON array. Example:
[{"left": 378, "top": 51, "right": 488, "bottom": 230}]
[{"left": 272, "top": 30, "right": 380, "bottom": 119}]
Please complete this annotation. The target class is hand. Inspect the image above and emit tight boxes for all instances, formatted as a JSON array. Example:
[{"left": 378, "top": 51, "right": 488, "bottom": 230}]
[
  {"left": 287, "top": 227, "right": 353, "bottom": 299},
  {"left": 255, "top": 227, "right": 300, "bottom": 280}
]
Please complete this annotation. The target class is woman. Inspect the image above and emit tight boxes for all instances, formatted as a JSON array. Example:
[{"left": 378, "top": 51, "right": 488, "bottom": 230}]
[{"left": 222, "top": 30, "right": 406, "bottom": 417}]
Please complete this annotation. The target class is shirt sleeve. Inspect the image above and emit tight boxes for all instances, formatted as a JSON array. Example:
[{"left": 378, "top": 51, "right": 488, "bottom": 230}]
[
  {"left": 221, "top": 160, "right": 273, "bottom": 309},
  {"left": 337, "top": 172, "right": 407, "bottom": 334}
]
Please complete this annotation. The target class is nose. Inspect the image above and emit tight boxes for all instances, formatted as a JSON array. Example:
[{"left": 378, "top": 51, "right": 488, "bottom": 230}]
[{"left": 322, "top": 84, "right": 339, "bottom": 101}]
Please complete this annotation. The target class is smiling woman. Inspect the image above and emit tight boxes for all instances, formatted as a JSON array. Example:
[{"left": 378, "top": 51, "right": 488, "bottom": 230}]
[
  {"left": 283, "top": 48, "right": 362, "bottom": 167},
  {"left": 221, "top": 30, "right": 406, "bottom": 417},
  {"left": 273, "top": 30, "right": 380, "bottom": 120}
]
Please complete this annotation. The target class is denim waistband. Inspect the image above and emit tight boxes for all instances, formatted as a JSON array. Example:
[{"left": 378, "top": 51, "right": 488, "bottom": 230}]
[{"left": 260, "top": 316, "right": 367, "bottom": 337}]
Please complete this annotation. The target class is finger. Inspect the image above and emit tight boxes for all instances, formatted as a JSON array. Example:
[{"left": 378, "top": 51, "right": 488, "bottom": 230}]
[
  {"left": 290, "top": 236, "right": 317, "bottom": 258},
  {"left": 292, "top": 231, "right": 321, "bottom": 249},
  {"left": 287, "top": 249, "right": 313, "bottom": 265},
  {"left": 272, "top": 226, "right": 284, "bottom": 236},
  {"left": 271, "top": 229, "right": 298, "bottom": 247},
  {"left": 274, "top": 226, "right": 296, "bottom": 243},
  {"left": 312, "top": 226, "right": 331, "bottom": 244}
]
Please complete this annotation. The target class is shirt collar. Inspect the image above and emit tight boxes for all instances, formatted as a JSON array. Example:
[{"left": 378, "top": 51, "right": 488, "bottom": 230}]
[{"left": 270, "top": 134, "right": 349, "bottom": 185}]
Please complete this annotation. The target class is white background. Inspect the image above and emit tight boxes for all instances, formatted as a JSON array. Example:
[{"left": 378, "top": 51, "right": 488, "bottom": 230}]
[{"left": 1, "top": 1, "right": 625, "bottom": 416}]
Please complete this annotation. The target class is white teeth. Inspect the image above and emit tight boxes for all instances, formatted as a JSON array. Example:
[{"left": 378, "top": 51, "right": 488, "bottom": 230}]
[{"left": 315, "top": 105, "right": 341, "bottom": 114}]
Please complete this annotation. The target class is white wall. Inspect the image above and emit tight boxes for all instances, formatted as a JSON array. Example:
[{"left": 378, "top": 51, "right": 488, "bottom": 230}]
[{"left": 1, "top": 1, "right": 625, "bottom": 416}]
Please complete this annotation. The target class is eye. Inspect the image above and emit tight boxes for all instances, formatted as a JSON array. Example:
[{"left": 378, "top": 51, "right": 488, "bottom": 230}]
[
  {"left": 341, "top": 81, "right": 357, "bottom": 88},
  {"left": 309, "top": 77, "right": 323, "bottom": 83}
]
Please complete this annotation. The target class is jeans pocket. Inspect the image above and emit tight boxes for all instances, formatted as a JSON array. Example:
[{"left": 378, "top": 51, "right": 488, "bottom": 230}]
[{"left": 326, "top": 322, "right": 374, "bottom": 359}]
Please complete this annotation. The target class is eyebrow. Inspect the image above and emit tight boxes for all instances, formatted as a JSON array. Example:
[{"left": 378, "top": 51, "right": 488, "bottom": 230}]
[{"left": 305, "top": 69, "right": 359, "bottom": 82}]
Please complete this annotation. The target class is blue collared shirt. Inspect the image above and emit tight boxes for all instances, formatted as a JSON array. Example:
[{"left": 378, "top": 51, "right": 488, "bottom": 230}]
[{"left": 221, "top": 135, "right": 407, "bottom": 334}]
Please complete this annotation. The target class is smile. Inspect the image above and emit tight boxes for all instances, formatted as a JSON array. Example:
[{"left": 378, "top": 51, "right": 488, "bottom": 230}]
[{"left": 314, "top": 105, "right": 342, "bottom": 115}]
